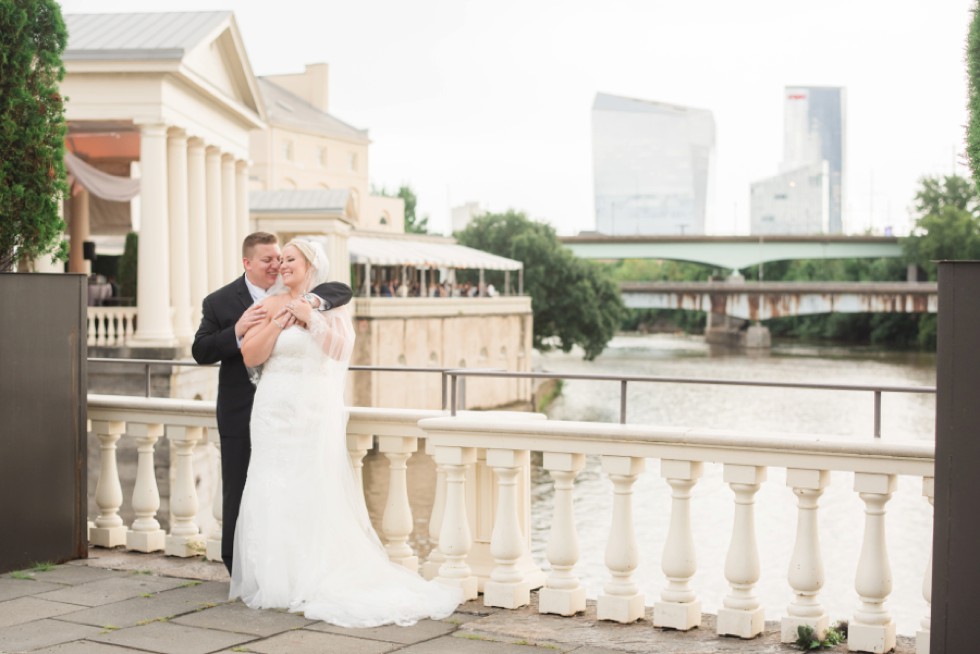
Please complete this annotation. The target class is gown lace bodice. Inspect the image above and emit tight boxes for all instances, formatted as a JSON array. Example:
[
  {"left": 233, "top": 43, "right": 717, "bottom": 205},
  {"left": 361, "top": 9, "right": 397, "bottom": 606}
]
[{"left": 230, "top": 324, "right": 461, "bottom": 627}]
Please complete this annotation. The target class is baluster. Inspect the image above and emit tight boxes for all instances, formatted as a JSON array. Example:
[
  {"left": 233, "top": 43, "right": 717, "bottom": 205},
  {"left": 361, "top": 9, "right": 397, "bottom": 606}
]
[
  {"left": 597, "top": 455, "right": 645, "bottom": 623},
  {"left": 87, "top": 311, "right": 98, "bottom": 347},
  {"left": 717, "top": 464, "right": 766, "bottom": 639},
  {"left": 126, "top": 423, "right": 166, "bottom": 552},
  {"left": 422, "top": 439, "right": 447, "bottom": 580},
  {"left": 124, "top": 311, "right": 136, "bottom": 344},
  {"left": 434, "top": 445, "right": 478, "bottom": 600},
  {"left": 107, "top": 311, "right": 119, "bottom": 346},
  {"left": 206, "top": 437, "right": 223, "bottom": 562},
  {"left": 917, "top": 477, "right": 933, "bottom": 654},
  {"left": 165, "top": 426, "right": 203, "bottom": 556},
  {"left": 539, "top": 452, "right": 586, "bottom": 616},
  {"left": 848, "top": 472, "right": 897, "bottom": 654},
  {"left": 346, "top": 433, "right": 373, "bottom": 490},
  {"left": 484, "top": 448, "right": 532, "bottom": 608},
  {"left": 89, "top": 421, "right": 127, "bottom": 547},
  {"left": 654, "top": 459, "right": 703, "bottom": 630},
  {"left": 379, "top": 436, "right": 419, "bottom": 571},
  {"left": 781, "top": 468, "right": 830, "bottom": 642}
]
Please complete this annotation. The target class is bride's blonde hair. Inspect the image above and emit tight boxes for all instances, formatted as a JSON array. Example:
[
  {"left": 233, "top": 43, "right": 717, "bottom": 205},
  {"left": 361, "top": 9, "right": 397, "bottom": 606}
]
[{"left": 280, "top": 239, "right": 330, "bottom": 294}]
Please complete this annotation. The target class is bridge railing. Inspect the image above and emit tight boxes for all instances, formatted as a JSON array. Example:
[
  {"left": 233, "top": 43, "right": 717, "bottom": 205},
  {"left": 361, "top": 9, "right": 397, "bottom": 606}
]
[{"left": 84, "top": 393, "right": 934, "bottom": 653}]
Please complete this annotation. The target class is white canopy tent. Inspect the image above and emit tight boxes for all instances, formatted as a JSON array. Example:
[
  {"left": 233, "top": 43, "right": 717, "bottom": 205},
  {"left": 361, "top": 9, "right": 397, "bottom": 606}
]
[{"left": 348, "top": 235, "right": 523, "bottom": 296}]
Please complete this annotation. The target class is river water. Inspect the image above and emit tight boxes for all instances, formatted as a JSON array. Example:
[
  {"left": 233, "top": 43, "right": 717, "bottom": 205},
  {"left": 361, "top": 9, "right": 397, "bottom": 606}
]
[{"left": 362, "top": 334, "right": 936, "bottom": 636}]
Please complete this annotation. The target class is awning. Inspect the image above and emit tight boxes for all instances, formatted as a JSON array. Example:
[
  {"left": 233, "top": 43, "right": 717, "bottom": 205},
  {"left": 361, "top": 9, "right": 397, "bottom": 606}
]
[{"left": 348, "top": 236, "right": 522, "bottom": 271}]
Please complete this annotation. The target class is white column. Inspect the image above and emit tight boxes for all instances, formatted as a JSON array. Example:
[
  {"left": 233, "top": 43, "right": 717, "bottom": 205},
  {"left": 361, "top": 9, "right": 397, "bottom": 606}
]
[
  {"left": 186, "top": 138, "right": 208, "bottom": 329},
  {"left": 167, "top": 129, "right": 193, "bottom": 347},
  {"left": 126, "top": 423, "right": 166, "bottom": 552},
  {"left": 236, "top": 159, "right": 249, "bottom": 246},
  {"left": 165, "top": 426, "right": 204, "bottom": 557},
  {"left": 654, "top": 459, "right": 703, "bottom": 630},
  {"left": 484, "top": 448, "right": 532, "bottom": 609},
  {"left": 379, "top": 436, "right": 419, "bottom": 571},
  {"left": 206, "top": 438, "right": 223, "bottom": 562},
  {"left": 205, "top": 146, "right": 224, "bottom": 290},
  {"left": 539, "top": 452, "right": 586, "bottom": 616},
  {"left": 422, "top": 439, "right": 448, "bottom": 580},
  {"left": 434, "top": 445, "right": 479, "bottom": 601},
  {"left": 597, "top": 455, "right": 645, "bottom": 623},
  {"left": 916, "top": 477, "right": 934, "bottom": 654},
  {"left": 131, "top": 124, "right": 175, "bottom": 346},
  {"left": 89, "top": 421, "right": 127, "bottom": 548},
  {"left": 717, "top": 464, "right": 767, "bottom": 639},
  {"left": 346, "top": 434, "right": 373, "bottom": 490},
  {"left": 222, "top": 154, "right": 238, "bottom": 283},
  {"left": 848, "top": 472, "right": 897, "bottom": 654},
  {"left": 782, "top": 468, "right": 830, "bottom": 642},
  {"left": 68, "top": 188, "right": 90, "bottom": 274}
]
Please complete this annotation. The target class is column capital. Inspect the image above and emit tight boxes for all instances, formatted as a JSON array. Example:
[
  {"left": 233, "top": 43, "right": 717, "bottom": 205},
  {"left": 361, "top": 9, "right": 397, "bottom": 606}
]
[
  {"left": 167, "top": 126, "right": 188, "bottom": 141},
  {"left": 137, "top": 122, "right": 168, "bottom": 137}
]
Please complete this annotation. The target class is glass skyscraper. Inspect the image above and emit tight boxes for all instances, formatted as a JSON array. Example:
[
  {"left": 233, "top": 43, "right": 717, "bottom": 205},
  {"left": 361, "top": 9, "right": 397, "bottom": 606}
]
[
  {"left": 751, "top": 86, "right": 846, "bottom": 234},
  {"left": 592, "top": 93, "right": 715, "bottom": 235}
]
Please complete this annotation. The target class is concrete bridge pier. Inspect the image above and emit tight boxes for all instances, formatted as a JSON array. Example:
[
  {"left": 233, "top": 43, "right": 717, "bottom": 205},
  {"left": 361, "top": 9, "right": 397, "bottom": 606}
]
[{"left": 705, "top": 307, "right": 771, "bottom": 350}]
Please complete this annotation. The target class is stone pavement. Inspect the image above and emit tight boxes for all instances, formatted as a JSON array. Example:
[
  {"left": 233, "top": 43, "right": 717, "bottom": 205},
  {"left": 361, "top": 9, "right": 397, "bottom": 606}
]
[{"left": 0, "top": 550, "right": 916, "bottom": 654}]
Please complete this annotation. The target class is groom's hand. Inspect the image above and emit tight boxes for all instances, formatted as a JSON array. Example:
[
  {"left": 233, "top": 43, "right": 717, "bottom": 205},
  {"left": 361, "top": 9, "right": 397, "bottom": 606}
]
[{"left": 236, "top": 304, "right": 268, "bottom": 339}]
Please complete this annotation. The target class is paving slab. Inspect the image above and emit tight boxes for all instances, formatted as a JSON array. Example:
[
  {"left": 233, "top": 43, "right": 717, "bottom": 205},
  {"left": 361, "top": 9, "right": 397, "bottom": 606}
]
[
  {"left": 0, "top": 578, "right": 66, "bottom": 602},
  {"left": 399, "top": 635, "right": 575, "bottom": 653},
  {"left": 307, "top": 617, "right": 456, "bottom": 644},
  {"left": 56, "top": 581, "right": 232, "bottom": 629},
  {"left": 31, "top": 640, "right": 151, "bottom": 653},
  {"left": 0, "top": 617, "right": 104, "bottom": 652},
  {"left": 24, "top": 565, "right": 129, "bottom": 586},
  {"left": 34, "top": 574, "right": 187, "bottom": 607},
  {"left": 89, "top": 621, "right": 254, "bottom": 654},
  {"left": 0, "top": 596, "right": 86, "bottom": 628},
  {"left": 83, "top": 548, "right": 230, "bottom": 583},
  {"left": 244, "top": 628, "right": 399, "bottom": 654},
  {"left": 172, "top": 602, "right": 314, "bottom": 637}
]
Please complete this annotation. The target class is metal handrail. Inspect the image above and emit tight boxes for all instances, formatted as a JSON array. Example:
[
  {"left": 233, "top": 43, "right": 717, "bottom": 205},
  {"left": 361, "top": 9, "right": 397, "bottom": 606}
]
[{"left": 87, "top": 358, "right": 936, "bottom": 439}]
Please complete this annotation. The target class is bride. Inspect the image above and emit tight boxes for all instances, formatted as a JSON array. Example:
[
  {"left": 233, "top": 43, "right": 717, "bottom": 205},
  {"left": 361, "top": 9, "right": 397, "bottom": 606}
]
[{"left": 232, "top": 238, "right": 462, "bottom": 627}]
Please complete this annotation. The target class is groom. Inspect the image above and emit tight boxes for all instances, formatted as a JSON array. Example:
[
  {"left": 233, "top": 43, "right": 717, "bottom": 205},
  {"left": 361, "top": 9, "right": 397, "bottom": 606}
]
[{"left": 192, "top": 231, "right": 353, "bottom": 574}]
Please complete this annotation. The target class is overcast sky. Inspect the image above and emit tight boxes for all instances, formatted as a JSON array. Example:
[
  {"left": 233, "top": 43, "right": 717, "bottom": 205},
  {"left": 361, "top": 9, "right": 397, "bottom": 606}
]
[{"left": 60, "top": 0, "right": 975, "bottom": 236}]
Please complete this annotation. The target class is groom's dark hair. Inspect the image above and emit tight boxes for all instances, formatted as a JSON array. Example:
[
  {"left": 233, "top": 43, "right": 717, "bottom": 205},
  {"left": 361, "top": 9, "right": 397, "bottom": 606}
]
[{"left": 242, "top": 232, "right": 278, "bottom": 259}]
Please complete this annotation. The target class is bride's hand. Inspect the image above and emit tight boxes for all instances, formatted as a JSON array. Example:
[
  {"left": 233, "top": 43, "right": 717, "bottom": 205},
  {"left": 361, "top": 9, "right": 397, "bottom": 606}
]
[
  {"left": 273, "top": 307, "right": 298, "bottom": 330},
  {"left": 286, "top": 298, "right": 313, "bottom": 324}
]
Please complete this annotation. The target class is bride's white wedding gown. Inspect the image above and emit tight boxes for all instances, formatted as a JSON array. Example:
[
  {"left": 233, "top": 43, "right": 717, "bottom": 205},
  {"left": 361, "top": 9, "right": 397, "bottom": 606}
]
[{"left": 230, "top": 324, "right": 462, "bottom": 626}]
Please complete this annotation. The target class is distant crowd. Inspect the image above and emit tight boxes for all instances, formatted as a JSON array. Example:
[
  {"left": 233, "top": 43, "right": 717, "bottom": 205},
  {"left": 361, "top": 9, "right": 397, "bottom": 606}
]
[{"left": 366, "top": 280, "right": 497, "bottom": 298}]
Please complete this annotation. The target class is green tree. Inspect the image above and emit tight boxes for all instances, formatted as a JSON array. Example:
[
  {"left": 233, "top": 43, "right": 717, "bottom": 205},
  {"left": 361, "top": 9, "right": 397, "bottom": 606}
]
[
  {"left": 373, "top": 184, "right": 429, "bottom": 233},
  {"left": 457, "top": 210, "right": 626, "bottom": 360},
  {"left": 968, "top": 1, "right": 980, "bottom": 190},
  {"left": 0, "top": 0, "right": 69, "bottom": 271},
  {"left": 903, "top": 175, "right": 980, "bottom": 280}
]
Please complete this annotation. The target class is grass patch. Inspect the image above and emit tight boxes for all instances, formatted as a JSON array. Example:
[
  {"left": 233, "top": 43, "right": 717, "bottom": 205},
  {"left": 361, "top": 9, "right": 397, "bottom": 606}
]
[
  {"left": 10, "top": 570, "right": 34, "bottom": 580},
  {"left": 180, "top": 580, "right": 202, "bottom": 588},
  {"left": 131, "top": 569, "right": 153, "bottom": 576},
  {"left": 31, "top": 561, "right": 57, "bottom": 572},
  {"left": 534, "top": 378, "right": 564, "bottom": 413},
  {"left": 231, "top": 648, "right": 251, "bottom": 653},
  {"left": 458, "top": 634, "right": 487, "bottom": 641},
  {"left": 99, "top": 625, "right": 121, "bottom": 634}
]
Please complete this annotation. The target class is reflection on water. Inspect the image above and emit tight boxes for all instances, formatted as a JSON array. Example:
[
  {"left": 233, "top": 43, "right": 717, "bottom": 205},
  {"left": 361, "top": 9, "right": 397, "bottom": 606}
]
[{"left": 363, "top": 334, "right": 936, "bottom": 636}]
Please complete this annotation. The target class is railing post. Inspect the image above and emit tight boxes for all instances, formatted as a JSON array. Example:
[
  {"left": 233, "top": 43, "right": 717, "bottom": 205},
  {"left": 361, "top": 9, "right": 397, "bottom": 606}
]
[
  {"left": 165, "top": 425, "right": 204, "bottom": 557},
  {"left": 597, "top": 455, "right": 645, "bottom": 623},
  {"left": 434, "top": 445, "right": 479, "bottom": 601},
  {"left": 126, "top": 423, "right": 166, "bottom": 552},
  {"left": 654, "top": 459, "right": 703, "bottom": 630},
  {"left": 484, "top": 448, "right": 532, "bottom": 609},
  {"left": 917, "top": 476, "right": 934, "bottom": 654},
  {"left": 422, "top": 439, "right": 448, "bottom": 580},
  {"left": 206, "top": 436, "right": 223, "bottom": 562},
  {"left": 717, "top": 464, "right": 767, "bottom": 639},
  {"left": 89, "top": 420, "right": 127, "bottom": 548},
  {"left": 620, "top": 380, "right": 628, "bottom": 424},
  {"left": 450, "top": 374, "right": 458, "bottom": 416},
  {"left": 874, "top": 391, "right": 882, "bottom": 439},
  {"left": 539, "top": 452, "right": 586, "bottom": 616},
  {"left": 781, "top": 468, "right": 830, "bottom": 642},
  {"left": 346, "top": 433, "right": 373, "bottom": 490},
  {"left": 379, "top": 435, "right": 419, "bottom": 572},
  {"left": 441, "top": 372, "right": 448, "bottom": 410},
  {"left": 145, "top": 363, "right": 152, "bottom": 398},
  {"left": 849, "top": 472, "right": 897, "bottom": 654}
]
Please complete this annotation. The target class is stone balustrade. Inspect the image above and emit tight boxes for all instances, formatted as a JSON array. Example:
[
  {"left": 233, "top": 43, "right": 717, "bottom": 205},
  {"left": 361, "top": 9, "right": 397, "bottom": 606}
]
[
  {"left": 86, "top": 394, "right": 934, "bottom": 654},
  {"left": 87, "top": 307, "right": 138, "bottom": 346}
]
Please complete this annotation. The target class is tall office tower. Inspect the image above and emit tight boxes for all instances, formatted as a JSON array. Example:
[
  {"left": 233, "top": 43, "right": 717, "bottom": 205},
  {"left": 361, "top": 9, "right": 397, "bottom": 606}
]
[
  {"left": 592, "top": 93, "right": 715, "bottom": 235},
  {"left": 751, "top": 86, "right": 846, "bottom": 234}
]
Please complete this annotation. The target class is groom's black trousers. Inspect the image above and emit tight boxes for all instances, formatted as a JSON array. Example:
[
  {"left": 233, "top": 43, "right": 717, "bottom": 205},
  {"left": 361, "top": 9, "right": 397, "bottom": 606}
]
[{"left": 219, "top": 435, "right": 251, "bottom": 575}]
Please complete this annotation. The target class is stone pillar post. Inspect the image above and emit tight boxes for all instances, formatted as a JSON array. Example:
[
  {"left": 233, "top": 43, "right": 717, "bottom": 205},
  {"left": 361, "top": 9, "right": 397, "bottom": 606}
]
[
  {"left": 236, "top": 160, "right": 249, "bottom": 248},
  {"left": 68, "top": 187, "right": 90, "bottom": 274},
  {"left": 222, "top": 154, "right": 237, "bottom": 282},
  {"left": 167, "top": 129, "right": 192, "bottom": 347},
  {"left": 187, "top": 138, "right": 208, "bottom": 325},
  {"left": 205, "top": 147, "right": 224, "bottom": 290},
  {"left": 131, "top": 123, "right": 175, "bottom": 346}
]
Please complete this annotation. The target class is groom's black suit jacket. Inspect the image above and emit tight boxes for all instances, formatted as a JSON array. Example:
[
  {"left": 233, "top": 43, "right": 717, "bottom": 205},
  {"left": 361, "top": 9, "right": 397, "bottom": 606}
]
[{"left": 191, "top": 275, "right": 353, "bottom": 438}]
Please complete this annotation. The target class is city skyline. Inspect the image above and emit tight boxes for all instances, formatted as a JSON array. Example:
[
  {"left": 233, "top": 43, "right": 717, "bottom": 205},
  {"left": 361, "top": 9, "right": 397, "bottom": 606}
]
[{"left": 57, "top": 0, "right": 973, "bottom": 237}]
